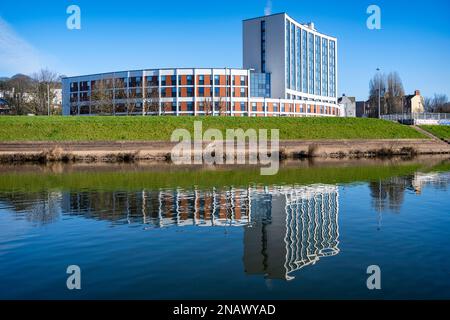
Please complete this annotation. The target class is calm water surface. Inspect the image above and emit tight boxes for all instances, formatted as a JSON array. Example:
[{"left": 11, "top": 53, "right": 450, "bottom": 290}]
[{"left": 1, "top": 159, "right": 450, "bottom": 299}]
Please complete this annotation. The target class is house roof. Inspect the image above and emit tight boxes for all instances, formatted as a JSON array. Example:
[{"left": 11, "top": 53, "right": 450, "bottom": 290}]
[{"left": 338, "top": 96, "right": 356, "bottom": 103}]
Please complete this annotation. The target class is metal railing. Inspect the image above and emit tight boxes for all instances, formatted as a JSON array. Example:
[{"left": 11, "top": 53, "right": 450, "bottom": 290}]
[{"left": 380, "top": 113, "right": 450, "bottom": 122}]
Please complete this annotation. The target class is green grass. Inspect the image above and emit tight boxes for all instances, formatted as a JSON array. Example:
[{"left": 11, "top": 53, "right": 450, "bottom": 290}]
[
  {"left": 0, "top": 163, "right": 428, "bottom": 192},
  {"left": 0, "top": 116, "right": 426, "bottom": 141},
  {"left": 421, "top": 125, "right": 450, "bottom": 140}
]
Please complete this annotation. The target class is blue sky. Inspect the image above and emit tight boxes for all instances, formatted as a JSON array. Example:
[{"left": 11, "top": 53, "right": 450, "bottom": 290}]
[{"left": 0, "top": 0, "right": 449, "bottom": 100}]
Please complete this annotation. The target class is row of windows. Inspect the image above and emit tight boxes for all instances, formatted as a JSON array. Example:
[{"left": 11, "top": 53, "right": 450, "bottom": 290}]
[
  {"left": 70, "top": 87, "right": 248, "bottom": 101},
  {"left": 261, "top": 21, "right": 266, "bottom": 73},
  {"left": 250, "top": 103, "right": 336, "bottom": 114},
  {"left": 285, "top": 19, "right": 337, "bottom": 98},
  {"left": 70, "top": 75, "right": 248, "bottom": 92},
  {"left": 71, "top": 102, "right": 338, "bottom": 115}
]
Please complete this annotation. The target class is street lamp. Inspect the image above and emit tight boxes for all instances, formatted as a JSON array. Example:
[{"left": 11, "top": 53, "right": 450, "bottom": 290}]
[{"left": 376, "top": 68, "right": 381, "bottom": 119}]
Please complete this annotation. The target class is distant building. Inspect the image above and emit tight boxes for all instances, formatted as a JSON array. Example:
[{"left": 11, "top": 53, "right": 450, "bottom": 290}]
[
  {"left": 355, "top": 101, "right": 369, "bottom": 117},
  {"left": 338, "top": 95, "right": 356, "bottom": 117},
  {"left": 0, "top": 98, "right": 11, "bottom": 115},
  {"left": 403, "top": 90, "right": 425, "bottom": 114}
]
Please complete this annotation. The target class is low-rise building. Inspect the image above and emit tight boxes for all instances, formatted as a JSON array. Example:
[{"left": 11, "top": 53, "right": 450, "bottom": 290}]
[
  {"left": 0, "top": 98, "right": 11, "bottom": 115},
  {"left": 403, "top": 90, "right": 425, "bottom": 114},
  {"left": 355, "top": 101, "right": 369, "bottom": 118},
  {"left": 338, "top": 95, "right": 356, "bottom": 117}
]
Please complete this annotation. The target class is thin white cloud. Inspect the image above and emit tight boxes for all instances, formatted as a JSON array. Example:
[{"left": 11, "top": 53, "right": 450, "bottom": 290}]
[{"left": 0, "top": 16, "right": 42, "bottom": 75}]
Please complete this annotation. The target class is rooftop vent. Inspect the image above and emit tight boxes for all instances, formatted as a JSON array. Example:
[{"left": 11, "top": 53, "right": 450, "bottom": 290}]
[{"left": 305, "top": 22, "right": 316, "bottom": 30}]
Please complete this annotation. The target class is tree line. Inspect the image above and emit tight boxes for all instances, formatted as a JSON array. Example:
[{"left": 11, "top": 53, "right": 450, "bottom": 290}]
[
  {"left": 0, "top": 69, "right": 62, "bottom": 115},
  {"left": 367, "top": 71, "right": 449, "bottom": 116}
]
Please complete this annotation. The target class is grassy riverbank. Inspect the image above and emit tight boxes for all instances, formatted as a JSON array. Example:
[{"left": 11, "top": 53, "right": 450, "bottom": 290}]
[
  {"left": 421, "top": 125, "right": 450, "bottom": 140},
  {"left": 0, "top": 116, "right": 426, "bottom": 141}
]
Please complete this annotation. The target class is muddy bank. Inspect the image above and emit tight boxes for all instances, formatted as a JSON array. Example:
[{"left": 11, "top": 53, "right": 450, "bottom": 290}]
[{"left": 0, "top": 139, "right": 449, "bottom": 163}]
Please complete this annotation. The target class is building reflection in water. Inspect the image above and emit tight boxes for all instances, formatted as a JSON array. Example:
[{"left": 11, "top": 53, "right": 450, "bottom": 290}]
[
  {"left": 2, "top": 184, "right": 340, "bottom": 280},
  {"left": 1, "top": 171, "right": 450, "bottom": 281},
  {"left": 244, "top": 185, "right": 340, "bottom": 280}
]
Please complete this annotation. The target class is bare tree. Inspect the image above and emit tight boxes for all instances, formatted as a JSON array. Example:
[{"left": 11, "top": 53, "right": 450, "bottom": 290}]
[
  {"left": 368, "top": 72, "right": 387, "bottom": 117},
  {"left": 424, "top": 96, "right": 433, "bottom": 112},
  {"left": 91, "top": 78, "right": 114, "bottom": 115},
  {"left": 385, "top": 72, "right": 405, "bottom": 114},
  {"left": 5, "top": 76, "right": 32, "bottom": 115},
  {"left": 203, "top": 96, "right": 213, "bottom": 116},
  {"left": 29, "top": 69, "right": 59, "bottom": 115},
  {"left": 368, "top": 71, "right": 405, "bottom": 116},
  {"left": 430, "top": 94, "right": 449, "bottom": 112},
  {"left": 146, "top": 87, "right": 160, "bottom": 115},
  {"left": 217, "top": 97, "right": 227, "bottom": 116}
]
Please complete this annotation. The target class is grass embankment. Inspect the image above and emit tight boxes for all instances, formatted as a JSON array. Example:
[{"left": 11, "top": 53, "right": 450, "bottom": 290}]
[
  {"left": 0, "top": 163, "right": 431, "bottom": 192},
  {"left": 0, "top": 116, "right": 426, "bottom": 141},
  {"left": 421, "top": 126, "right": 450, "bottom": 141}
]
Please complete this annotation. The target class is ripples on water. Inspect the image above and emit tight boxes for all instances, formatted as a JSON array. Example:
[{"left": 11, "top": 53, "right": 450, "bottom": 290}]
[{"left": 0, "top": 166, "right": 450, "bottom": 299}]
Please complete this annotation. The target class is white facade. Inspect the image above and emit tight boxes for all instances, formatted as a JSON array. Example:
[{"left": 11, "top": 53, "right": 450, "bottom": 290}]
[
  {"left": 62, "top": 13, "right": 341, "bottom": 117},
  {"left": 243, "top": 13, "right": 338, "bottom": 104}
]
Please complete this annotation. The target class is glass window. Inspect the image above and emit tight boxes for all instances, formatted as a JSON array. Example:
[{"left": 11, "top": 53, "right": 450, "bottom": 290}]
[
  {"left": 198, "top": 87, "right": 205, "bottom": 97},
  {"left": 315, "top": 35, "right": 322, "bottom": 96},
  {"left": 214, "top": 75, "right": 220, "bottom": 86},
  {"left": 240, "top": 102, "right": 246, "bottom": 111},
  {"left": 171, "top": 103, "right": 177, "bottom": 112},
  {"left": 70, "top": 82, "right": 78, "bottom": 92},
  {"left": 129, "top": 77, "right": 142, "bottom": 88},
  {"left": 187, "top": 102, "right": 194, "bottom": 112},
  {"left": 171, "top": 76, "right": 176, "bottom": 85},
  {"left": 187, "top": 87, "right": 194, "bottom": 97},
  {"left": 308, "top": 32, "right": 314, "bottom": 95},
  {"left": 215, "top": 87, "right": 220, "bottom": 96},
  {"left": 240, "top": 87, "right": 246, "bottom": 97},
  {"left": 296, "top": 27, "right": 301, "bottom": 92},
  {"left": 147, "top": 76, "right": 158, "bottom": 86},
  {"left": 285, "top": 20, "right": 290, "bottom": 89},
  {"left": 240, "top": 76, "right": 246, "bottom": 86},
  {"left": 322, "top": 39, "right": 329, "bottom": 96},
  {"left": 252, "top": 102, "right": 257, "bottom": 112},
  {"left": 171, "top": 87, "right": 177, "bottom": 98},
  {"left": 302, "top": 30, "right": 307, "bottom": 93},
  {"left": 329, "top": 40, "right": 336, "bottom": 97},
  {"left": 290, "top": 23, "right": 295, "bottom": 90},
  {"left": 161, "top": 77, "right": 167, "bottom": 86},
  {"left": 199, "top": 75, "right": 205, "bottom": 85}
]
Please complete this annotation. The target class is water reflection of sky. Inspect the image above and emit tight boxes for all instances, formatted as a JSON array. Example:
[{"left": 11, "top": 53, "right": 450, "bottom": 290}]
[{"left": 0, "top": 170, "right": 449, "bottom": 299}]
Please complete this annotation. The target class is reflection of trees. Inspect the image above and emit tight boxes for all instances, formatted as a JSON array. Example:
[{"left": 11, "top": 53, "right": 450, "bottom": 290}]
[
  {"left": 369, "top": 172, "right": 450, "bottom": 213},
  {"left": 369, "top": 176, "right": 413, "bottom": 213},
  {"left": 0, "top": 192, "right": 61, "bottom": 225}
]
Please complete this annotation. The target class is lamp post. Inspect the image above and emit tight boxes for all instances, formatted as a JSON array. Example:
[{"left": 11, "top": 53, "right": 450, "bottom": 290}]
[
  {"left": 376, "top": 68, "right": 381, "bottom": 119},
  {"left": 47, "top": 83, "right": 50, "bottom": 116}
]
